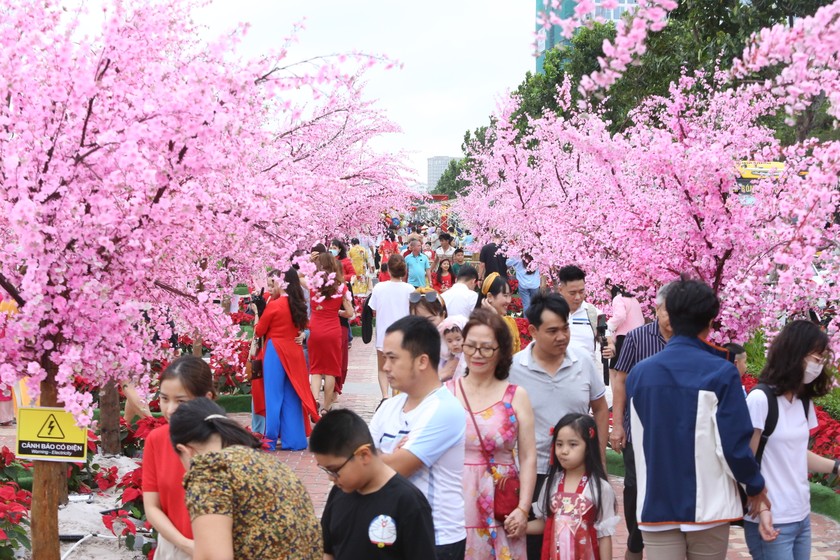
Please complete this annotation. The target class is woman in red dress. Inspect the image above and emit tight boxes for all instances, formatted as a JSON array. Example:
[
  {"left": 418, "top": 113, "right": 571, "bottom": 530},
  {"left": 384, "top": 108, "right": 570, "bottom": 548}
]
[
  {"left": 309, "top": 253, "right": 355, "bottom": 415},
  {"left": 253, "top": 268, "right": 319, "bottom": 450}
]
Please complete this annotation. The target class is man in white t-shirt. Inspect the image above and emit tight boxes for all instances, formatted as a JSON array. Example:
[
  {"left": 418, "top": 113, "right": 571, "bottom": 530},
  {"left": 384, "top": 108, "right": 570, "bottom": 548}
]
[
  {"left": 440, "top": 265, "right": 479, "bottom": 319},
  {"left": 368, "top": 254, "right": 415, "bottom": 402},
  {"left": 369, "top": 315, "right": 467, "bottom": 559}
]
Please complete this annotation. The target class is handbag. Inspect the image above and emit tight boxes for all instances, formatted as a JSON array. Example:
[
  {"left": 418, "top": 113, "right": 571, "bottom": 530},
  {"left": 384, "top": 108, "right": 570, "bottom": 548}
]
[
  {"left": 458, "top": 379, "right": 521, "bottom": 522},
  {"left": 250, "top": 337, "right": 264, "bottom": 380}
]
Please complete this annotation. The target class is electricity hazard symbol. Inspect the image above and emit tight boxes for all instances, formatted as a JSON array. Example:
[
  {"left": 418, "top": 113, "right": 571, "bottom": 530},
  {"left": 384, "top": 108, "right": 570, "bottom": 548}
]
[
  {"left": 16, "top": 407, "right": 88, "bottom": 462},
  {"left": 37, "top": 414, "right": 66, "bottom": 439}
]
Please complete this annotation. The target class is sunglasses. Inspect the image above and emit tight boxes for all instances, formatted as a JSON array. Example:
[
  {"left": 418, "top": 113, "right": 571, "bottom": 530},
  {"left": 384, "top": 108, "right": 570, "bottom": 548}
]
[
  {"left": 317, "top": 443, "right": 371, "bottom": 478},
  {"left": 409, "top": 291, "right": 439, "bottom": 304}
]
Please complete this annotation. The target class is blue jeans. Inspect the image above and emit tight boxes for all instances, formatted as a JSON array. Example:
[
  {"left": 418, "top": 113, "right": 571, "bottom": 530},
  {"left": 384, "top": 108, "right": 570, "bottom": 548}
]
[
  {"left": 519, "top": 287, "right": 540, "bottom": 313},
  {"left": 744, "top": 516, "right": 811, "bottom": 560}
]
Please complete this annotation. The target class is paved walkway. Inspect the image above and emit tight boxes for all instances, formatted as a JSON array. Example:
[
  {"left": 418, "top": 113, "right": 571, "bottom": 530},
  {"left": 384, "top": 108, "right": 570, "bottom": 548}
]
[{"left": 1, "top": 339, "right": 838, "bottom": 558}]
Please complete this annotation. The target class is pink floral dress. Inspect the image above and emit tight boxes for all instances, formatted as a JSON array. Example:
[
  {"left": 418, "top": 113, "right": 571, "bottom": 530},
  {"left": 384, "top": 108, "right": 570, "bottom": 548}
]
[{"left": 448, "top": 381, "right": 526, "bottom": 560}]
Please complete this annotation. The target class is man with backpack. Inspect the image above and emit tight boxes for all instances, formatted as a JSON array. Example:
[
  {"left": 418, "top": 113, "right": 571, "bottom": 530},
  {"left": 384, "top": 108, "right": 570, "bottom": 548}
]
[{"left": 556, "top": 265, "right": 615, "bottom": 372}]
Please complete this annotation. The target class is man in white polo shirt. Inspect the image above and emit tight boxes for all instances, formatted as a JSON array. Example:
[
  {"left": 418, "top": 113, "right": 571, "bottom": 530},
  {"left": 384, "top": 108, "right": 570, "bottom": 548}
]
[
  {"left": 369, "top": 315, "right": 467, "bottom": 560},
  {"left": 440, "top": 265, "right": 478, "bottom": 318},
  {"left": 508, "top": 292, "right": 608, "bottom": 560}
]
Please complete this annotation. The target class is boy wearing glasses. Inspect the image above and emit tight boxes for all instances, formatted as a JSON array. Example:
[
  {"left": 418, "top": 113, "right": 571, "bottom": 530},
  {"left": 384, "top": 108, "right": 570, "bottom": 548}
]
[{"left": 311, "top": 409, "right": 436, "bottom": 560}]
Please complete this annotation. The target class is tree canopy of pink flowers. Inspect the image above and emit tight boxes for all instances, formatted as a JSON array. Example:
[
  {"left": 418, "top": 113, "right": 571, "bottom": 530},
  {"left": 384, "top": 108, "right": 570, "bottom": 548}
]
[
  {"left": 461, "top": 1, "right": 840, "bottom": 348},
  {"left": 0, "top": 0, "right": 413, "bottom": 423}
]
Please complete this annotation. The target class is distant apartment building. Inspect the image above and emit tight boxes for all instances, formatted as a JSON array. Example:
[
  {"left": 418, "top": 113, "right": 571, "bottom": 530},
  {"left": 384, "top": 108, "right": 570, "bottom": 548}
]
[
  {"left": 427, "top": 156, "right": 457, "bottom": 190},
  {"left": 536, "top": 0, "right": 638, "bottom": 73}
]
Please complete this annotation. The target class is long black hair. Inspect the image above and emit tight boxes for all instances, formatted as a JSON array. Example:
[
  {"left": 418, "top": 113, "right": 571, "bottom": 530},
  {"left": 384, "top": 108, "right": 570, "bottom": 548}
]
[
  {"left": 330, "top": 238, "right": 348, "bottom": 260},
  {"left": 543, "top": 413, "right": 611, "bottom": 521},
  {"left": 436, "top": 257, "right": 452, "bottom": 285},
  {"left": 169, "top": 398, "right": 262, "bottom": 450},
  {"left": 759, "top": 319, "right": 832, "bottom": 400},
  {"left": 283, "top": 268, "right": 308, "bottom": 331}
]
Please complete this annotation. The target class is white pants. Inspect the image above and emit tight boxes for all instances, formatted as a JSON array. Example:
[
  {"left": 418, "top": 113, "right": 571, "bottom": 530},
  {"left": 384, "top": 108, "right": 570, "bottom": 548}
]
[{"left": 155, "top": 535, "right": 192, "bottom": 560}]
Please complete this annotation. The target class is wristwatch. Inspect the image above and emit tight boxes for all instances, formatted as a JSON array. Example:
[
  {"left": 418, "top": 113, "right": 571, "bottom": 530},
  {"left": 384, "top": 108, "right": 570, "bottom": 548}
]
[{"left": 833, "top": 458, "right": 840, "bottom": 476}]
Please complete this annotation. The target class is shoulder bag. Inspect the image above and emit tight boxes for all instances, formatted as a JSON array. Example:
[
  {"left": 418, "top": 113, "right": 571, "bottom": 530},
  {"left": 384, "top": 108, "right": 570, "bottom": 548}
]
[{"left": 458, "top": 379, "right": 520, "bottom": 522}]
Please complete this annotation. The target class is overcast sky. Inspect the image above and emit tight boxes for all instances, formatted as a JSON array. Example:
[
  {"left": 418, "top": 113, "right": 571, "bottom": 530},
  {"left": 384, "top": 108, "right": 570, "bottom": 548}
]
[{"left": 195, "top": 1, "right": 536, "bottom": 185}]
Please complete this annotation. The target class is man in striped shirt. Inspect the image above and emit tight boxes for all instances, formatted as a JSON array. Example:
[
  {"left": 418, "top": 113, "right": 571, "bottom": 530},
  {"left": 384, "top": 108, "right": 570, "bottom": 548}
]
[{"left": 610, "top": 282, "right": 674, "bottom": 560}]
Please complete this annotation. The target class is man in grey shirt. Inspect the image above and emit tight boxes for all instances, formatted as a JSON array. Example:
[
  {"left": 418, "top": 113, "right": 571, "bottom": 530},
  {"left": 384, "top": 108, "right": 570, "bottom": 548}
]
[{"left": 509, "top": 292, "right": 608, "bottom": 560}]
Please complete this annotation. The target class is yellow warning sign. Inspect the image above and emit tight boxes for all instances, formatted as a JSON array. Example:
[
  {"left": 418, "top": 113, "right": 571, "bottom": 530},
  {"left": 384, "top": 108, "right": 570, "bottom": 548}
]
[
  {"left": 37, "top": 414, "right": 66, "bottom": 439},
  {"left": 16, "top": 407, "right": 88, "bottom": 462}
]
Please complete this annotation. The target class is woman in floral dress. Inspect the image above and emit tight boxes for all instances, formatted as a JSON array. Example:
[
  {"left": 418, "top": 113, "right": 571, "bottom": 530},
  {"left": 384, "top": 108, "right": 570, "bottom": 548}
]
[{"left": 446, "top": 308, "right": 537, "bottom": 559}]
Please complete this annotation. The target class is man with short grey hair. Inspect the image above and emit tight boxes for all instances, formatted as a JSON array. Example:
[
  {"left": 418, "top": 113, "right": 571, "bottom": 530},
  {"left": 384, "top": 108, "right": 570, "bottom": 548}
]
[
  {"left": 404, "top": 239, "right": 431, "bottom": 289},
  {"left": 609, "top": 281, "right": 675, "bottom": 560}
]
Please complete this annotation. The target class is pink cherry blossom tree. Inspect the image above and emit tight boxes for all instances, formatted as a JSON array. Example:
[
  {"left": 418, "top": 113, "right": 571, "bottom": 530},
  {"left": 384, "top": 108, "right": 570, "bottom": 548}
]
[
  {"left": 0, "top": 1, "right": 411, "bottom": 557},
  {"left": 456, "top": 40, "right": 840, "bottom": 349}
]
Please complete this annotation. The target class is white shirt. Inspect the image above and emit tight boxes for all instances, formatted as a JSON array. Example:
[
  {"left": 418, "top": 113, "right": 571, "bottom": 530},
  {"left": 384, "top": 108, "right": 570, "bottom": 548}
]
[
  {"left": 568, "top": 302, "right": 602, "bottom": 368},
  {"left": 369, "top": 387, "right": 467, "bottom": 545},
  {"left": 368, "top": 281, "right": 416, "bottom": 350},
  {"left": 435, "top": 246, "right": 456, "bottom": 260},
  {"left": 745, "top": 390, "right": 817, "bottom": 524},
  {"left": 440, "top": 282, "right": 478, "bottom": 319}
]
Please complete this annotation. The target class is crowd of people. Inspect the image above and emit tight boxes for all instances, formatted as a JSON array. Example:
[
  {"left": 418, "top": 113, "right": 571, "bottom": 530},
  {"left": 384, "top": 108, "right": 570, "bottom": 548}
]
[{"left": 137, "top": 222, "right": 838, "bottom": 560}]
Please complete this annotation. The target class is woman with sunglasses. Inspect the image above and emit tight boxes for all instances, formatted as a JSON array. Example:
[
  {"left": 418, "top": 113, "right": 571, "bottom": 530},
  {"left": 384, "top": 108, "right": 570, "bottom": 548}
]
[
  {"left": 446, "top": 308, "right": 536, "bottom": 559},
  {"left": 744, "top": 319, "right": 839, "bottom": 559},
  {"left": 169, "top": 398, "right": 322, "bottom": 560},
  {"left": 409, "top": 287, "right": 447, "bottom": 327},
  {"left": 479, "top": 272, "right": 521, "bottom": 353}
]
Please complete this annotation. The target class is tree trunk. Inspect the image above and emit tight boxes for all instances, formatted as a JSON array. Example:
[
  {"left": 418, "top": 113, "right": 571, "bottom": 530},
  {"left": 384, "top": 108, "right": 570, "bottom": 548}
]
[
  {"left": 99, "top": 381, "right": 121, "bottom": 455},
  {"left": 192, "top": 333, "right": 203, "bottom": 357},
  {"left": 31, "top": 373, "right": 62, "bottom": 560}
]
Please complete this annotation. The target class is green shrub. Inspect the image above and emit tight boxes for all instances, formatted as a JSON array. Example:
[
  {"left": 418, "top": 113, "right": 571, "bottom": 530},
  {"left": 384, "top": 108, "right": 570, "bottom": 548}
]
[
  {"left": 744, "top": 330, "right": 766, "bottom": 376},
  {"left": 815, "top": 386, "right": 840, "bottom": 422}
]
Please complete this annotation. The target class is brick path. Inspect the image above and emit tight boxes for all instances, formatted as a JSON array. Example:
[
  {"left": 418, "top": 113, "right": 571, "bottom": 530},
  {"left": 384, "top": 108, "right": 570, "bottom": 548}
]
[{"left": 2, "top": 339, "right": 838, "bottom": 558}]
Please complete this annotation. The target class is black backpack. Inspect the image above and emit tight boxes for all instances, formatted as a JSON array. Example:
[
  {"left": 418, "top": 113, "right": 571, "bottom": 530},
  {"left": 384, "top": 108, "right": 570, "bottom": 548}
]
[{"left": 751, "top": 383, "right": 811, "bottom": 465}]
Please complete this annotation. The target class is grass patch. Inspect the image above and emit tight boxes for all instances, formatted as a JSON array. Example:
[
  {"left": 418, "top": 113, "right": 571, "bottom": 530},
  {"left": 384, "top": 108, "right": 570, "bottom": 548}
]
[
  {"left": 810, "top": 481, "right": 840, "bottom": 523},
  {"left": 216, "top": 394, "right": 252, "bottom": 413},
  {"left": 606, "top": 449, "right": 625, "bottom": 477}
]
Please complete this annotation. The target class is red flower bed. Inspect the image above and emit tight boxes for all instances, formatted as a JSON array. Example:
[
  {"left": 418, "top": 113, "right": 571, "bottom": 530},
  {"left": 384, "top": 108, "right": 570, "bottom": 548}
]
[
  {"left": 507, "top": 278, "right": 519, "bottom": 293},
  {"left": 514, "top": 317, "right": 532, "bottom": 350}
]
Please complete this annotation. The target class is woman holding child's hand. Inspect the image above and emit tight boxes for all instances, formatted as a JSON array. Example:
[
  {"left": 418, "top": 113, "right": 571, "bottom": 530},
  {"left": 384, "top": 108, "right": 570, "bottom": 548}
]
[{"left": 446, "top": 309, "right": 536, "bottom": 558}]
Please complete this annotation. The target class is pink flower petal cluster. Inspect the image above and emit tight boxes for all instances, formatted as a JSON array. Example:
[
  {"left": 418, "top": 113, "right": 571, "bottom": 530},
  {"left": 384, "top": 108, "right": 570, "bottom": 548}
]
[{"left": 536, "top": 0, "right": 677, "bottom": 92}]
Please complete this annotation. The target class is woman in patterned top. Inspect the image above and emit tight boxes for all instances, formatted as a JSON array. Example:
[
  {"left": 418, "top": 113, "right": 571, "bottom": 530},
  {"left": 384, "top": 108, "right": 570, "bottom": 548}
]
[{"left": 169, "top": 398, "right": 322, "bottom": 560}]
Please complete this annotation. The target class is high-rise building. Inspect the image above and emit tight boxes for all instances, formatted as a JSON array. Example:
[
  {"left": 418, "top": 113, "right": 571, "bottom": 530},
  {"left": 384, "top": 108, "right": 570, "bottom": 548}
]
[
  {"left": 427, "top": 156, "right": 457, "bottom": 190},
  {"left": 536, "top": 0, "right": 638, "bottom": 73}
]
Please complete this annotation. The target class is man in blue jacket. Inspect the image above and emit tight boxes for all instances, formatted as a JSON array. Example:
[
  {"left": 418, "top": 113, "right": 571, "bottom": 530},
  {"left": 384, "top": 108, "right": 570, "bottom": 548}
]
[{"left": 627, "top": 279, "right": 773, "bottom": 559}]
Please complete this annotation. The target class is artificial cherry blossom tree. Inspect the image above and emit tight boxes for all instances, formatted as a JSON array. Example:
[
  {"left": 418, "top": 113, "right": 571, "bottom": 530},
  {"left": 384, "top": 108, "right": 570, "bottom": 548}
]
[
  {"left": 456, "top": 20, "right": 840, "bottom": 348},
  {"left": 0, "top": 1, "right": 411, "bottom": 557}
]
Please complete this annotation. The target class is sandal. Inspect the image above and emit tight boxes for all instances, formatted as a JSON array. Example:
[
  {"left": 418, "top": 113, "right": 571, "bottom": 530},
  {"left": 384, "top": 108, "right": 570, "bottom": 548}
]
[{"left": 319, "top": 408, "right": 329, "bottom": 417}]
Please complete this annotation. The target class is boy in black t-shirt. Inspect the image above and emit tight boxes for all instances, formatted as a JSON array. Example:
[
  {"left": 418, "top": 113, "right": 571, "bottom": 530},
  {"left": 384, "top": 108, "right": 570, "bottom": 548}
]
[{"left": 310, "top": 409, "right": 436, "bottom": 560}]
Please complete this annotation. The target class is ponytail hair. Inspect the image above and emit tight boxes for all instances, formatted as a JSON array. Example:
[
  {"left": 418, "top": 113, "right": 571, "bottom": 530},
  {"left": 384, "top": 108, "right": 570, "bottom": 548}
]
[{"left": 169, "top": 398, "right": 262, "bottom": 451}]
